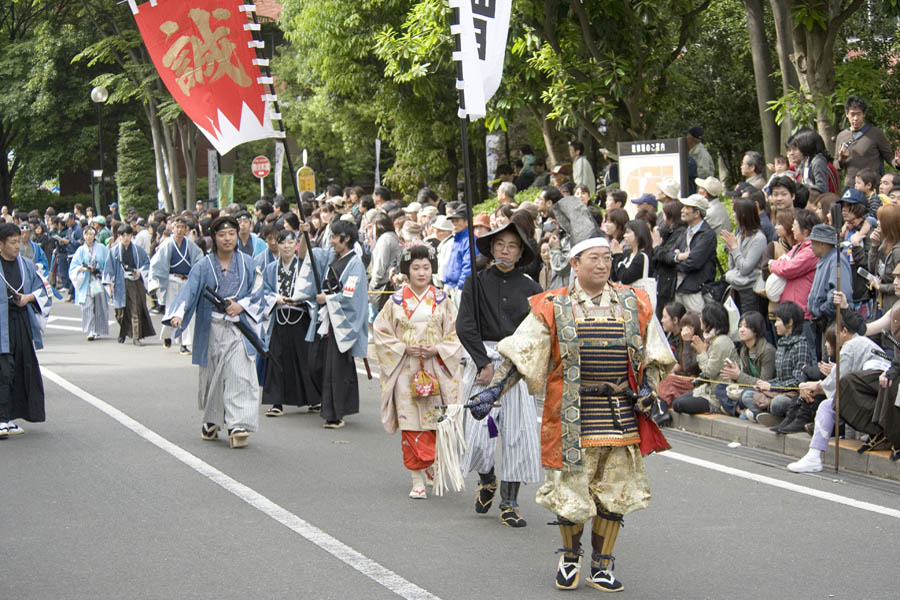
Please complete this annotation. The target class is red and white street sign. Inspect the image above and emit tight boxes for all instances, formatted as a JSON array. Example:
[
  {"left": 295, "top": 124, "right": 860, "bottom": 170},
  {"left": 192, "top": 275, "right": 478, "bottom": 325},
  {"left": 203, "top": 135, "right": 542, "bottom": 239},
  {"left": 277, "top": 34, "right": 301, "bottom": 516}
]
[{"left": 252, "top": 155, "right": 271, "bottom": 179}]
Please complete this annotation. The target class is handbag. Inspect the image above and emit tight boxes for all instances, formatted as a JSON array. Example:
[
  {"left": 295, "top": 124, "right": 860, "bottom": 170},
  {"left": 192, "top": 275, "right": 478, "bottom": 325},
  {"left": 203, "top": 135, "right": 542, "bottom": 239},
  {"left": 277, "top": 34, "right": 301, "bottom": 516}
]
[
  {"left": 764, "top": 272, "right": 787, "bottom": 301},
  {"left": 630, "top": 252, "right": 657, "bottom": 310},
  {"left": 411, "top": 358, "right": 441, "bottom": 398},
  {"left": 701, "top": 258, "right": 730, "bottom": 304}
]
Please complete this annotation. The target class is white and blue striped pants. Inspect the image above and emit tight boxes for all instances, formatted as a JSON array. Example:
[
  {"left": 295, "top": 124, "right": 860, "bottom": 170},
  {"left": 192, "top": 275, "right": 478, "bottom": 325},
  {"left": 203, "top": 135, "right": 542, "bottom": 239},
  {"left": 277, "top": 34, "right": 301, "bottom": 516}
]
[
  {"left": 460, "top": 343, "right": 541, "bottom": 484},
  {"left": 197, "top": 319, "right": 260, "bottom": 432}
]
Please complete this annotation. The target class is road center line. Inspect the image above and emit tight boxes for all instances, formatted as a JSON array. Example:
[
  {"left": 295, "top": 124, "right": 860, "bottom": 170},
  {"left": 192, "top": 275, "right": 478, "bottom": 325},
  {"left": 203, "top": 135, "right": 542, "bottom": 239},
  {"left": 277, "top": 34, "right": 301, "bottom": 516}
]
[
  {"left": 659, "top": 450, "right": 900, "bottom": 520},
  {"left": 42, "top": 368, "right": 439, "bottom": 600}
]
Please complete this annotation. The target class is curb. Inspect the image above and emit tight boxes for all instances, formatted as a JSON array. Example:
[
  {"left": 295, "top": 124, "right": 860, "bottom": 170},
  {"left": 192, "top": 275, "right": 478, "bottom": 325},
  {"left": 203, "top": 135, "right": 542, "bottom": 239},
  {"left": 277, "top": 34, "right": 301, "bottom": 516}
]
[{"left": 670, "top": 413, "right": 900, "bottom": 481}]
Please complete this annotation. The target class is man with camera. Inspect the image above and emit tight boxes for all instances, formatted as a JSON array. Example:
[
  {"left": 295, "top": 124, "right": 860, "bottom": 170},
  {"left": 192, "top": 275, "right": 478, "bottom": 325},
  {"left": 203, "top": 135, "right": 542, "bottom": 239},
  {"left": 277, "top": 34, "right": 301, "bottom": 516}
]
[{"left": 834, "top": 96, "right": 896, "bottom": 188}]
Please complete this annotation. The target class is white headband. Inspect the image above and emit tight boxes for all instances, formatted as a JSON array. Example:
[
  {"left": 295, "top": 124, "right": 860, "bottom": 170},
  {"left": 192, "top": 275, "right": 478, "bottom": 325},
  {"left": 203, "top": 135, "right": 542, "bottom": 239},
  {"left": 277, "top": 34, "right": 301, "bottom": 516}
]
[{"left": 568, "top": 237, "right": 610, "bottom": 260}]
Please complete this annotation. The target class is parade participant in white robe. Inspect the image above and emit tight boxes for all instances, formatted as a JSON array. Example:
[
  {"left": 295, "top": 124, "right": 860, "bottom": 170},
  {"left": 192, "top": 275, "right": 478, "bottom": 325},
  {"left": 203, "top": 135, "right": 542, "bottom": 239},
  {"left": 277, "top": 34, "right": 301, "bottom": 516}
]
[
  {"left": 315, "top": 220, "right": 369, "bottom": 429},
  {"left": 105, "top": 224, "right": 155, "bottom": 345},
  {"left": 260, "top": 230, "right": 327, "bottom": 416},
  {"left": 69, "top": 227, "right": 110, "bottom": 340},
  {"left": 374, "top": 244, "right": 462, "bottom": 499},
  {"left": 150, "top": 216, "right": 203, "bottom": 354},
  {"left": 0, "top": 223, "right": 52, "bottom": 438},
  {"left": 164, "top": 216, "right": 271, "bottom": 449}
]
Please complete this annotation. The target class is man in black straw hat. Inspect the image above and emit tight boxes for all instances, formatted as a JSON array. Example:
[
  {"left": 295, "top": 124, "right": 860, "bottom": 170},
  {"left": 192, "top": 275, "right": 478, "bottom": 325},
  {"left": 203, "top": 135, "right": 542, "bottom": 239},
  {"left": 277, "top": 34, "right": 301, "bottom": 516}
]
[{"left": 457, "top": 222, "right": 543, "bottom": 528}]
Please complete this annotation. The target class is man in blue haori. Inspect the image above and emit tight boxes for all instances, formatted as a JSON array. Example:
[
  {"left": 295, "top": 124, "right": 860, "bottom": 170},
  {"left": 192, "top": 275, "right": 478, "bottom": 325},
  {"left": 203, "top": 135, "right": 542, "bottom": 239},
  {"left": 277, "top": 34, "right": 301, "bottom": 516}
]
[
  {"left": 315, "top": 220, "right": 368, "bottom": 429},
  {"left": 164, "top": 216, "right": 271, "bottom": 449},
  {"left": 0, "top": 223, "right": 52, "bottom": 439},
  {"left": 105, "top": 224, "right": 155, "bottom": 345},
  {"left": 150, "top": 216, "right": 203, "bottom": 355}
]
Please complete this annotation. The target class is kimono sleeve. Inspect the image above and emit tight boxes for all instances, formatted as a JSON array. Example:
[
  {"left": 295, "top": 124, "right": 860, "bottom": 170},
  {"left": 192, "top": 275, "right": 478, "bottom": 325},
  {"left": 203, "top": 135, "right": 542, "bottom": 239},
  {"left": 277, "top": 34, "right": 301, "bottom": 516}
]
[
  {"left": 236, "top": 254, "right": 270, "bottom": 323},
  {"left": 373, "top": 299, "right": 406, "bottom": 383},
  {"left": 149, "top": 239, "right": 170, "bottom": 294},
  {"left": 69, "top": 246, "right": 88, "bottom": 292},
  {"left": 26, "top": 258, "right": 52, "bottom": 316},
  {"left": 325, "top": 256, "right": 369, "bottom": 353},
  {"left": 162, "top": 260, "right": 204, "bottom": 333}
]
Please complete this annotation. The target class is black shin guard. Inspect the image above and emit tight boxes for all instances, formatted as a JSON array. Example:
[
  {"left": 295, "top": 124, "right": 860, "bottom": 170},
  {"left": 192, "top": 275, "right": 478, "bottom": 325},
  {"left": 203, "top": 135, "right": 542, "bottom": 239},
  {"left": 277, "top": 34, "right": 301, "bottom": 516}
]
[{"left": 499, "top": 480, "right": 520, "bottom": 507}]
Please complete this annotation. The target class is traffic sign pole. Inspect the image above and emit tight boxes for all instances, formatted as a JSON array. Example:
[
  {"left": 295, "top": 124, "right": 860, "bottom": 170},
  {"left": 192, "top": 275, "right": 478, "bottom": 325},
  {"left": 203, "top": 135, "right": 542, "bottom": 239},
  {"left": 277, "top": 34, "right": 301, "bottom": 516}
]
[{"left": 252, "top": 155, "right": 271, "bottom": 201}]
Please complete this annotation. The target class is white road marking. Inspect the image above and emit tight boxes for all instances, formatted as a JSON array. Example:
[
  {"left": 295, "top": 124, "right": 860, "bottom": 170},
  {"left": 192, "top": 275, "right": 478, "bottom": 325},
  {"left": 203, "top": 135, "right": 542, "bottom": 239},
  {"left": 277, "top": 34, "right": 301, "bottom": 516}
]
[
  {"left": 660, "top": 450, "right": 900, "bottom": 520},
  {"left": 42, "top": 368, "right": 439, "bottom": 600},
  {"left": 46, "top": 324, "right": 85, "bottom": 332}
]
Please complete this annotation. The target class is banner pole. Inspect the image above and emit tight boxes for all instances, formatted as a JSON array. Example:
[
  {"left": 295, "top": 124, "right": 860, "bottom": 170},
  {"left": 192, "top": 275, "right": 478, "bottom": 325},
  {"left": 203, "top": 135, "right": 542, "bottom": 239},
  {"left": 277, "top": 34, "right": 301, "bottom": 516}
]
[
  {"left": 459, "top": 116, "right": 481, "bottom": 333},
  {"left": 246, "top": 7, "right": 322, "bottom": 292},
  {"left": 831, "top": 203, "right": 843, "bottom": 474}
]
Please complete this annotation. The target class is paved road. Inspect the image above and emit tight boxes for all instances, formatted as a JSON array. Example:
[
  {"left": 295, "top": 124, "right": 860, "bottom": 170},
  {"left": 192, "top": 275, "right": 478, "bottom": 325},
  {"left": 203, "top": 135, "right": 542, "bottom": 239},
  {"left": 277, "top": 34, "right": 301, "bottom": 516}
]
[{"left": 3, "top": 302, "right": 900, "bottom": 599}]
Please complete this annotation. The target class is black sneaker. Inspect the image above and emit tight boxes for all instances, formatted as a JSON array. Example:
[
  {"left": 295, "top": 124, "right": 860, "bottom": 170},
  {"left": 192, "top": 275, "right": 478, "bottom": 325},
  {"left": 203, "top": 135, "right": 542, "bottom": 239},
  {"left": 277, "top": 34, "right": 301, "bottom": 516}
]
[
  {"left": 555, "top": 556, "right": 581, "bottom": 590},
  {"left": 498, "top": 504, "right": 526, "bottom": 527},
  {"left": 474, "top": 479, "right": 498, "bottom": 513}
]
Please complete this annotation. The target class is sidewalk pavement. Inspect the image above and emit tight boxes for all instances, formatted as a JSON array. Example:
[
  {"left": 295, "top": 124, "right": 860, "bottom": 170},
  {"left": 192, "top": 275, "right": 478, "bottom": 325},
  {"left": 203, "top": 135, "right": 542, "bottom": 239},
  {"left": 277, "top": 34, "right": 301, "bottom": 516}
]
[{"left": 670, "top": 412, "right": 900, "bottom": 481}]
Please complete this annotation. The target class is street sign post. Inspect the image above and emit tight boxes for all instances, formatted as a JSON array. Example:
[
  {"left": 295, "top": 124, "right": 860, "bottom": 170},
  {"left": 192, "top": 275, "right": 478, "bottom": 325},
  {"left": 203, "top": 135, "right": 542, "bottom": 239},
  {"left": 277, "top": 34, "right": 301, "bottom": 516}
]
[{"left": 252, "top": 155, "right": 271, "bottom": 200}]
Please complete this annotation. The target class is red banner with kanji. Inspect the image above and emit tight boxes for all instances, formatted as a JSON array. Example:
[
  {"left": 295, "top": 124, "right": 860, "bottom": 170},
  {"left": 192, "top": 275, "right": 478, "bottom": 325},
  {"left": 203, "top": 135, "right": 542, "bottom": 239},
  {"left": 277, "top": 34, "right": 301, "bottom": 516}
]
[{"left": 131, "top": 0, "right": 283, "bottom": 155}]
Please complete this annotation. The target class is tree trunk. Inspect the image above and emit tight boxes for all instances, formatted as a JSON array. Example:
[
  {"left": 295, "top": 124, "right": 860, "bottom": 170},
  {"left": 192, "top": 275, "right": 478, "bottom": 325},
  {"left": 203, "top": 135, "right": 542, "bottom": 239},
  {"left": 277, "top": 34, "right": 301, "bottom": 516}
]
[
  {"left": 161, "top": 119, "right": 184, "bottom": 213},
  {"left": 790, "top": 25, "right": 836, "bottom": 150},
  {"left": 177, "top": 115, "right": 199, "bottom": 208},
  {"left": 770, "top": 0, "right": 799, "bottom": 139},
  {"left": 145, "top": 102, "right": 173, "bottom": 212},
  {"left": 743, "top": 0, "right": 780, "bottom": 164},
  {"left": 530, "top": 103, "right": 565, "bottom": 168}
]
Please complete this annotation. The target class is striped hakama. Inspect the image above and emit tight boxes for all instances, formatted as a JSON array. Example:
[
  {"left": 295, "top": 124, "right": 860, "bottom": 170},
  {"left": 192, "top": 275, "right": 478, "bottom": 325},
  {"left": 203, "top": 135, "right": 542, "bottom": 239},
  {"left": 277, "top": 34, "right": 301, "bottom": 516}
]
[
  {"left": 197, "top": 318, "right": 260, "bottom": 432},
  {"left": 460, "top": 342, "right": 541, "bottom": 483},
  {"left": 81, "top": 288, "right": 109, "bottom": 337}
]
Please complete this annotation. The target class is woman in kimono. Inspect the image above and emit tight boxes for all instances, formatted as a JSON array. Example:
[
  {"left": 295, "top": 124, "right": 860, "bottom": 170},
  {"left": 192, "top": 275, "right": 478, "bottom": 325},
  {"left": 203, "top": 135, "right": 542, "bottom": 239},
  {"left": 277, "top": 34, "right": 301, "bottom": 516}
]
[
  {"left": 374, "top": 244, "right": 462, "bottom": 499},
  {"left": 69, "top": 226, "right": 110, "bottom": 341},
  {"left": 261, "top": 229, "right": 327, "bottom": 415},
  {"left": 0, "top": 223, "right": 52, "bottom": 438}
]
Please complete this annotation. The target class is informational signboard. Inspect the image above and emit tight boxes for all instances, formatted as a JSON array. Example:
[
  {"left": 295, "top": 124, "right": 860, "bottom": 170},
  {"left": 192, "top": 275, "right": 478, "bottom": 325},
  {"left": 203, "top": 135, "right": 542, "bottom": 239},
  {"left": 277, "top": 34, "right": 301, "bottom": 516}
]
[
  {"left": 616, "top": 138, "right": 688, "bottom": 216},
  {"left": 297, "top": 166, "right": 316, "bottom": 193}
]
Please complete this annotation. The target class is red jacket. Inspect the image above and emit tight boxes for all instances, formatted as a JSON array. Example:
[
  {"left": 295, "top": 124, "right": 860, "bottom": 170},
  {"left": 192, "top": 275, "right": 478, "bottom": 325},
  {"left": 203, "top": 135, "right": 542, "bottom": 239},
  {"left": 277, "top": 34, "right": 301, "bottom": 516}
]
[{"left": 769, "top": 239, "right": 818, "bottom": 319}]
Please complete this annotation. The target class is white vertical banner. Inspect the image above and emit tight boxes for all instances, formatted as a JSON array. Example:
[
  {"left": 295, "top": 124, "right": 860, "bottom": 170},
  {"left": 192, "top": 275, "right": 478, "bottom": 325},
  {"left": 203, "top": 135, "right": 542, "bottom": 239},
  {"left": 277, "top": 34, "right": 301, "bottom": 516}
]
[
  {"left": 207, "top": 149, "right": 219, "bottom": 203},
  {"left": 374, "top": 138, "right": 381, "bottom": 187},
  {"left": 274, "top": 142, "right": 285, "bottom": 195},
  {"left": 448, "top": 0, "right": 513, "bottom": 119}
]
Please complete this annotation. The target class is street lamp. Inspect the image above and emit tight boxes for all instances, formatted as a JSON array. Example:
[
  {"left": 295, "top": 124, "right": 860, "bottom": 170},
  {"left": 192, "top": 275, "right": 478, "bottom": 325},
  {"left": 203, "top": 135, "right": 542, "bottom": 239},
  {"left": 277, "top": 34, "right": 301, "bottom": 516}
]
[{"left": 90, "top": 85, "right": 108, "bottom": 216}]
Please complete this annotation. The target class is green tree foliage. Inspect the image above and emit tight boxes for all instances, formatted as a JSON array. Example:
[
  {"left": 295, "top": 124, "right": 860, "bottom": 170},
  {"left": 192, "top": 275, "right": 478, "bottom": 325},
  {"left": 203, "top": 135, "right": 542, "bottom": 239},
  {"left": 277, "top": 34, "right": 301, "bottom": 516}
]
[
  {"left": 115, "top": 120, "right": 157, "bottom": 216},
  {"left": 0, "top": 1, "right": 112, "bottom": 207},
  {"left": 652, "top": 0, "right": 762, "bottom": 183},
  {"left": 279, "top": 0, "right": 461, "bottom": 198}
]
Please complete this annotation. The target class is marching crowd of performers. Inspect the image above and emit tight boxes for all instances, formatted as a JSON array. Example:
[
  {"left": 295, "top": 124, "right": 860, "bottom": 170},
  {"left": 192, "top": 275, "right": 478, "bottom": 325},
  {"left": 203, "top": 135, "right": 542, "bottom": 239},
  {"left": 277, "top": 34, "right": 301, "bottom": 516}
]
[{"left": 0, "top": 193, "right": 673, "bottom": 594}]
